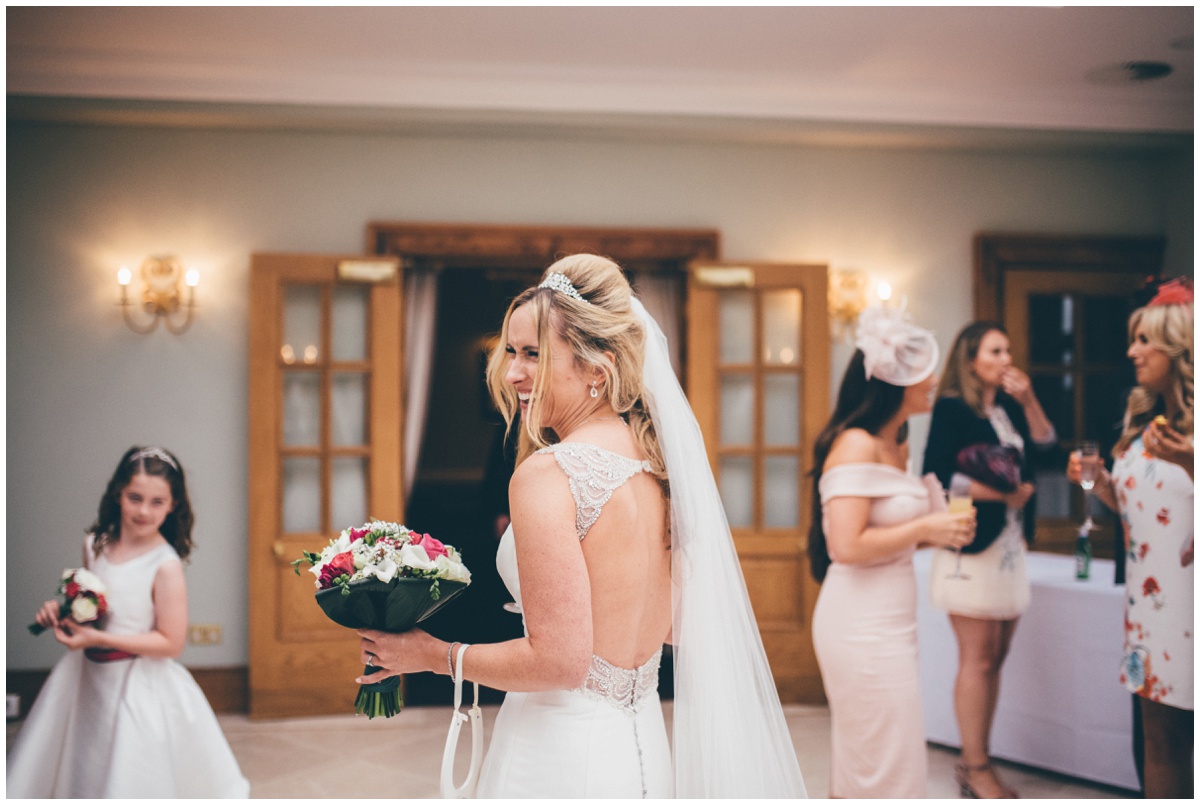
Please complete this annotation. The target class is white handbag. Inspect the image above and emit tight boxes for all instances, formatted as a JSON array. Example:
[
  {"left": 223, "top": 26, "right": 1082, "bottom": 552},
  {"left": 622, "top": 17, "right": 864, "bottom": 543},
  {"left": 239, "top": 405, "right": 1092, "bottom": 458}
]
[{"left": 440, "top": 643, "right": 484, "bottom": 798}]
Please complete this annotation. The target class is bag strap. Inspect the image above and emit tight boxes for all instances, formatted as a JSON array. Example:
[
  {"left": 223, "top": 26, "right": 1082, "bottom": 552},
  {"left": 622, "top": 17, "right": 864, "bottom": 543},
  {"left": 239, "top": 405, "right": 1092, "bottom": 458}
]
[{"left": 440, "top": 643, "right": 483, "bottom": 798}]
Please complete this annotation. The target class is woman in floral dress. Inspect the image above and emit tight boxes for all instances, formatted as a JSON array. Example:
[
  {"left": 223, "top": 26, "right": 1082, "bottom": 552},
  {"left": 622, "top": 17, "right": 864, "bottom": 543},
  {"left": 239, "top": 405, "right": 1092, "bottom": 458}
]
[{"left": 1068, "top": 278, "right": 1193, "bottom": 798}]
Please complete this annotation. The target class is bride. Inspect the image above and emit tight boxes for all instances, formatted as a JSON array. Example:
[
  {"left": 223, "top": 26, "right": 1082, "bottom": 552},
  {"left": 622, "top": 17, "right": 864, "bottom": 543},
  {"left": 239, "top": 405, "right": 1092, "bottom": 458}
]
[{"left": 358, "top": 254, "right": 807, "bottom": 797}]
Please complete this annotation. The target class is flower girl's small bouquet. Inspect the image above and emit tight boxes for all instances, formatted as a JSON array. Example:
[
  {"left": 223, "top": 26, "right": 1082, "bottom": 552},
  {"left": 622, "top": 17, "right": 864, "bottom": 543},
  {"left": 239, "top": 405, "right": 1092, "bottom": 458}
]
[
  {"left": 28, "top": 568, "right": 109, "bottom": 635},
  {"left": 292, "top": 520, "right": 471, "bottom": 718}
]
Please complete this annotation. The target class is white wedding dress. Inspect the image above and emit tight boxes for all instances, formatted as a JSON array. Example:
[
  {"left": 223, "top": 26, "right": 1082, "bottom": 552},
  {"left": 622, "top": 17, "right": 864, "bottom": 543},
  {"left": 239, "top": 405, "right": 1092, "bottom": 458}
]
[
  {"left": 474, "top": 442, "right": 673, "bottom": 798},
  {"left": 6, "top": 536, "right": 249, "bottom": 798}
]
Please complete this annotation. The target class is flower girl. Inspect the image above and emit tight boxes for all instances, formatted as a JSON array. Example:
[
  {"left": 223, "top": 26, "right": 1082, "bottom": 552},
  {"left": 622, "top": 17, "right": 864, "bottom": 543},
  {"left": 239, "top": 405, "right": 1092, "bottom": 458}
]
[{"left": 6, "top": 446, "right": 249, "bottom": 798}]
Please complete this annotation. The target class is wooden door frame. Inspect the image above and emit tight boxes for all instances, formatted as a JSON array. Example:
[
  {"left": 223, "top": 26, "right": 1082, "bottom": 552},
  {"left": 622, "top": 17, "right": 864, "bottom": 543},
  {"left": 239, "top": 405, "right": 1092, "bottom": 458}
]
[
  {"left": 366, "top": 221, "right": 721, "bottom": 271},
  {"left": 973, "top": 233, "right": 1164, "bottom": 322}
]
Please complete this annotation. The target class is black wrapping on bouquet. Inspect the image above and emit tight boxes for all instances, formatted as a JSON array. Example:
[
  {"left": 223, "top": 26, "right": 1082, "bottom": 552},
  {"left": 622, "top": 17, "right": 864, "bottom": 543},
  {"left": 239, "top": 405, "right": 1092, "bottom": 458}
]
[{"left": 315, "top": 577, "right": 469, "bottom": 719}]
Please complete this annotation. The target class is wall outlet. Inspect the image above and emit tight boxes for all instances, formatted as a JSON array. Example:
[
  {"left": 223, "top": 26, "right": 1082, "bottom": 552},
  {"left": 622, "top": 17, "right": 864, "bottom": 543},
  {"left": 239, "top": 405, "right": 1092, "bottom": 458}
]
[
  {"left": 7, "top": 693, "right": 20, "bottom": 719},
  {"left": 187, "top": 624, "right": 223, "bottom": 646}
]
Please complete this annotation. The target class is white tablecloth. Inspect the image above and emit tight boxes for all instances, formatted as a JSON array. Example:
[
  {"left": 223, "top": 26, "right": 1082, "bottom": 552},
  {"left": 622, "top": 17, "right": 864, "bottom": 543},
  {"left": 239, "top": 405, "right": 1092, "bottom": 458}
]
[{"left": 915, "top": 549, "right": 1139, "bottom": 790}]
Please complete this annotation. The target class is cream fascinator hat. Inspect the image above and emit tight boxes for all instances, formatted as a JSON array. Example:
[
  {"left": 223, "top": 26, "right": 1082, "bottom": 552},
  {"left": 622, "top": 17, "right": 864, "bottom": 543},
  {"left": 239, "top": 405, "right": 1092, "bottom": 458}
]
[{"left": 855, "top": 306, "right": 939, "bottom": 387}]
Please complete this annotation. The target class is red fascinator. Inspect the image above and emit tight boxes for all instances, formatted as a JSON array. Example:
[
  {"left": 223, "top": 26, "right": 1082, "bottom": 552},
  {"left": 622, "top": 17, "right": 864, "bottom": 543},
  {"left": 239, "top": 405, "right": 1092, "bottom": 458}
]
[{"left": 1147, "top": 277, "right": 1194, "bottom": 307}]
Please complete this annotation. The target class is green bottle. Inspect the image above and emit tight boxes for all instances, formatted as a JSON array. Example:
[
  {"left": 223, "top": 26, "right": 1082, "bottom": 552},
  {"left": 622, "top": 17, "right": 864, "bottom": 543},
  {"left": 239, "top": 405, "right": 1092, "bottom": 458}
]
[{"left": 1074, "top": 525, "right": 1092, "bottom": 581}]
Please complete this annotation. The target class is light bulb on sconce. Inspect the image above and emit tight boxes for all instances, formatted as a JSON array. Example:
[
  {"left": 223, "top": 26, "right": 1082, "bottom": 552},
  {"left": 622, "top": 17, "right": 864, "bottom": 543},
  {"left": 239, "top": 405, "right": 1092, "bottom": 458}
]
[
  {"left": 875, "top": 281, "right": 893, "bottom": 303},
  {"left": 116, "top": 255, "right": 198, "bottom": 335}
]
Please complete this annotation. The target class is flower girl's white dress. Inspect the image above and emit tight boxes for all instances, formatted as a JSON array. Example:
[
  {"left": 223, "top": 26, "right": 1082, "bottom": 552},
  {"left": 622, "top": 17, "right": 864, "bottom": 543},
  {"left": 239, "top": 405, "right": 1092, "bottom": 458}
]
[
  {"left": 6, "top": 536, "right": 250, "bottom": 798},
  {"left": 475, "top": 443, "right": 673, "bottom": 798}
]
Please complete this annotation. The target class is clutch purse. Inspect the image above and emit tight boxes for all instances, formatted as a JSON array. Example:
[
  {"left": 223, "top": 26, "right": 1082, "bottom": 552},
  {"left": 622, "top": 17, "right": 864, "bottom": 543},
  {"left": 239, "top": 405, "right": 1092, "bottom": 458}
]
[{"left": 955, "top": 443, "right": 1021, "bottom": 493}]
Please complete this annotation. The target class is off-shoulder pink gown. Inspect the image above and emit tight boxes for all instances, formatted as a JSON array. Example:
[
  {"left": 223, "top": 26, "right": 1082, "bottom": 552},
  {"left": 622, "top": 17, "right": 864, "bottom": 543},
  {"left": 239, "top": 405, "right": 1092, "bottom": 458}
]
[{"left": 812, "top": 463, "right": 934, "bottom": 798}]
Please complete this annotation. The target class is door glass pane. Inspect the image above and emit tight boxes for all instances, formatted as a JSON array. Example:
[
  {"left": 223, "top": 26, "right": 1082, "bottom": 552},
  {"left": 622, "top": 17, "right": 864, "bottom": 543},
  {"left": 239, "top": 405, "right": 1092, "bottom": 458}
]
[
  {"left": 1082, "top": 296, "right": 1130, "bottom": 364},
  {"left": 284, "top": 285, "right": 322, "bottom": 365},
  {"left": 332, "top": 286, "right": 368, "bottom": 361},
  {"left": 719, "top": 290, "right": 754, "bottom": 365},
  {"left": 1085, "top": 371, "right": 1134, "bottom": 455},
  {"left": 719, "top": 455, "right": 753, "bottom": 528},
  {"left": 764, "top": 456, "right": 799, "bottom": 527},
  {"left": 331, "top": 457, "right": 368, "bottom": 529},
  {"left": 283, "top": 372, "right": 320, "bottom": 447},
  {"left": 1032, "top": 372, "right": 1075, "bottom": 440},
  {"left": 1028, "top": 294, "right": 1073, "bottom": 367},
  {"left": 762, "top": 289, "right": 801, "bottom": 366},
  {"left": 720, "top": 374, "right": 754, "bottom": 446},
  {"left": 282, "top": 457, "right": 321, "bottom": 533},
  {"left": 331, "top": 372, "right": 367, "bottom": 446},
  {"left": 764, "top": 374, "right": 800, "bottom": 446}
]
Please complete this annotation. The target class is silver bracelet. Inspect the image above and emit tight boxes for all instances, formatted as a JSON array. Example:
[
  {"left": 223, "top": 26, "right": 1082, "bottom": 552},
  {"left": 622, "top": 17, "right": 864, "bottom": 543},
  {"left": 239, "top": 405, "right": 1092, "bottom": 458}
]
[{"left": 447, "top": 642, "right": 460, "bottom": 677}]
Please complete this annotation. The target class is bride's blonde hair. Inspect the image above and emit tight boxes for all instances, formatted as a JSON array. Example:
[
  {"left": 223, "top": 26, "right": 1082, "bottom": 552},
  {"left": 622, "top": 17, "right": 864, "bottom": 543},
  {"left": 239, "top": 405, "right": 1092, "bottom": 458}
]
[
  {"left": 1114, "top": 301, "right": 1194, "bottom": 456},
  {"left": 485, "top": 254, "right": 667, "bottom": 487}
]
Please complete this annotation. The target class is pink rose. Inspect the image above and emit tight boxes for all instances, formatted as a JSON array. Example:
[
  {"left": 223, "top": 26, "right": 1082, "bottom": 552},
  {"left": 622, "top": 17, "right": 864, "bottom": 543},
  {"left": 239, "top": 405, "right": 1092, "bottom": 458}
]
[
  {"left": 348, "top": 527, "right": 370, "bottom": 542},
  {"left": 318, "top": 551, "right": 356, "bottom": 589},
  {"left": 410, "top": 533, "right": 448, "bottom": 560}
]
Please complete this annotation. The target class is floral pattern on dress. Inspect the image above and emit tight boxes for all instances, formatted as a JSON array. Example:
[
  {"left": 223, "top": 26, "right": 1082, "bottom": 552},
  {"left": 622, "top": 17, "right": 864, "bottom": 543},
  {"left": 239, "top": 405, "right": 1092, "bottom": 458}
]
[{"left": 1111, "top": 435, "right": 1194, "bottom": 709}]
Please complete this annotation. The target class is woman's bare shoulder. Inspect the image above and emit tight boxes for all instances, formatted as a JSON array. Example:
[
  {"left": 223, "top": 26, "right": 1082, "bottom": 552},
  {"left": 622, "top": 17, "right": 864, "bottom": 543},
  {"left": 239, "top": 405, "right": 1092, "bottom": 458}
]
[{"left": 826, "top": 428, "right": 881, "bottom": 467}]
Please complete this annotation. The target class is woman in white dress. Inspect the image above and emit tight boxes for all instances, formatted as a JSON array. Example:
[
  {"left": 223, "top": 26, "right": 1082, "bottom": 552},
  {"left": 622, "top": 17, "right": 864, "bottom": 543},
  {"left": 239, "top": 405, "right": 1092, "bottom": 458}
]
[
  {"left": 1067, "top": 280, "right": 1193, "bottom": 798},
  {"left": 810, "top": 307, "right": 976, "bottom": 797},
  {"left": 358, "top": 254, "right": 807, "bottom": 797},
  {"left": 6, "top": 446, "right": 249, "bottom": 798}
]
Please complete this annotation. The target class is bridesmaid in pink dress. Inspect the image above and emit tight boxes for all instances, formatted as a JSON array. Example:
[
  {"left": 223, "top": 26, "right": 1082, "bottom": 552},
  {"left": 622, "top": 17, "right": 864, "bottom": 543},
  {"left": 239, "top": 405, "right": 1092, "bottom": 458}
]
[{"left": 809, "top": 308, "right": 976, "bottom": 798}]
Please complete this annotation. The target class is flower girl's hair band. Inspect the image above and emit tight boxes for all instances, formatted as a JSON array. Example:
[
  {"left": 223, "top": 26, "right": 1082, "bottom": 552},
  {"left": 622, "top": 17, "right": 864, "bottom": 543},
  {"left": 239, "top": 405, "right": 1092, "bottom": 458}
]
[
  {"left": 854, "top": 306, "right": 940, "bottom": 387},
  {"left": 129, "top": 446, "right": 179, "bottom": 470},
  {"left": 539, "top": 272, "right": 590, "bottom": 305}
]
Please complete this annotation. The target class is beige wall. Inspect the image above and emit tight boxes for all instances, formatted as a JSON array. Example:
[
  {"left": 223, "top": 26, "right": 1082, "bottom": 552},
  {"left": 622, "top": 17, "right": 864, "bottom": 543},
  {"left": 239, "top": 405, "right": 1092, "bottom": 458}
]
[{"left": 6, "top": 121, "right": 1190, "bottom": 668}]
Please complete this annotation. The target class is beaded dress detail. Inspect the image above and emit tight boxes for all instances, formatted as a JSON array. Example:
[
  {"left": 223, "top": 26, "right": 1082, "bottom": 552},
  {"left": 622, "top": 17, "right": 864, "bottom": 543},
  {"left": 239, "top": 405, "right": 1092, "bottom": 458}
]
[
  {"left": 577, "top": 649, "right": 663, "bottom": 714},
  {"left": 535, "top": 442, "right": 653, "bottom": 541}
]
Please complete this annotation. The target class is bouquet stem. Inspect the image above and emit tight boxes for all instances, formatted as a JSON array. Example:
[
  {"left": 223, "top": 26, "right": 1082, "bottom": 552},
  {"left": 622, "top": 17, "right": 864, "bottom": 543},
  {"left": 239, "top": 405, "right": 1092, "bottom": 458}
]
[{"left": 355, "top": 664, "right": 403, "bottom": 719}]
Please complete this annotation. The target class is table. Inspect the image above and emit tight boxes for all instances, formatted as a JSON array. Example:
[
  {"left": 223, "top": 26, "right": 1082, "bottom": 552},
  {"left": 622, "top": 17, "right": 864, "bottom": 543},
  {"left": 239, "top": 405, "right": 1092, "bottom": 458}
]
[{"left": 915, "top": 549, "right": 1139, "bottom": 790}]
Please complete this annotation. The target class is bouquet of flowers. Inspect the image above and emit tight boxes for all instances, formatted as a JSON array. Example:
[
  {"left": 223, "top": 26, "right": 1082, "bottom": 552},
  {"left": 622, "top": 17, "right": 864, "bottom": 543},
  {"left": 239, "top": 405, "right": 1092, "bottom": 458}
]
[
  {"left": 292, "top": 520, "right": 471, "bottom": 718},
  {"left": 29, "top": 568, "right": 109, "bottom": 635}
]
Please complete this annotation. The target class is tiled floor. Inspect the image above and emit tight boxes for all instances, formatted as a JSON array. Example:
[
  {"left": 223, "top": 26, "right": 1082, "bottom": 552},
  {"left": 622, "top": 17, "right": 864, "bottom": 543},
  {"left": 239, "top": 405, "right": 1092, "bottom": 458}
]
[{"left": 9, "top": 701, "right": 1137, "bottom": 798}]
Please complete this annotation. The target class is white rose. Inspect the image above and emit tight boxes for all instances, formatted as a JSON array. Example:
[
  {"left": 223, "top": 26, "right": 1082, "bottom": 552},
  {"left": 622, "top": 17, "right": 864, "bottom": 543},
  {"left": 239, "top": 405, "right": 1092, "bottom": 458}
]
[
  {"left": 70, "top": 596, "right": 99, "bottom": 623},
  {"left": 434, "top": 555, "right": 471, "bottom": 584},
  {"left": 398, "top": 544, "right": 437, "bottom": 572},
  {"left": 71, "top": 568, "right": 107, "bottom": 594},
  {"left": 366, "top": 557, "right": 398, "bottom": 584}
]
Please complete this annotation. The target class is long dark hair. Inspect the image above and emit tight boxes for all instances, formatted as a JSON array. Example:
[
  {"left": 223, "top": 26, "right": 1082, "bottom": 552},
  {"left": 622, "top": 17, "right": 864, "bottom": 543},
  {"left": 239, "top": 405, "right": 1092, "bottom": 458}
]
[
  {"left": 807, "top": 351, "right": 908, "bottom": 582},
  {"left": 89, "top": 446, "right": 194, "bottom": 560}
]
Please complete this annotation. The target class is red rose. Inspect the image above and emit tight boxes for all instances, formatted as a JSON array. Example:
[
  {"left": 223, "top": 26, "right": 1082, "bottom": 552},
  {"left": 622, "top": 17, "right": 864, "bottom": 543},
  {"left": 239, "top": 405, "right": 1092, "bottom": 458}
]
[
  {"left": 64, "top": 581, "right": 80, "bottom": 598},
  {"left": 410, "top": 533, "right": 448, "bottom": 560},
  {"left": 1142, "top": 577, "right": 1160, "bottom": 597},
  {"left": 318, "top": 551, "right": 356, "bottom": 589},
  {"left": 348, "top": 527, "right": 370, "bottom": 542}
]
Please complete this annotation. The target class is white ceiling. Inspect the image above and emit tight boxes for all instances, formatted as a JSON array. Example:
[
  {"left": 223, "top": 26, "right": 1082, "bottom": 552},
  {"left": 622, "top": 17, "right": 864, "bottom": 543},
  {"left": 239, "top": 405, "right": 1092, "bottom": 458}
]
[{"left": 7, "top": 6, "right": 1194, "bottom": 147}]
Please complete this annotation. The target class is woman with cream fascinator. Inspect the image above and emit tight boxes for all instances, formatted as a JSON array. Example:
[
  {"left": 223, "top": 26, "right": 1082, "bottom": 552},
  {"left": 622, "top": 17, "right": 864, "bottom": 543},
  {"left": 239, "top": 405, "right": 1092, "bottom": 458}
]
[{"left": 809, "top": 306, "right": 976, "bottom": 798}]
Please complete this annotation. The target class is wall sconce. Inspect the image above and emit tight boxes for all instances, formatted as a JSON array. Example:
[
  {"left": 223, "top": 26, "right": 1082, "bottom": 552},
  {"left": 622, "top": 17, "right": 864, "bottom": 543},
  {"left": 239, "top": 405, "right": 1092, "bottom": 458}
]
[
  {"left": 828, "top": 268, "right": 870, "bottom": 327},
  {"left": 117, "top": 255, "right": 199, "bottom": 334}
]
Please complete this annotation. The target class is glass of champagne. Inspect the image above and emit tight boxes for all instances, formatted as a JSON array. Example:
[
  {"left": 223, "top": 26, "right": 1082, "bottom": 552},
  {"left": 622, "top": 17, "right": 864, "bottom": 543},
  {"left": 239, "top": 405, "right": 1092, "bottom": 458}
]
[
  {"left": 1078, "top": 441, "right": 1100, "bottom": 532},
  {"left": 945, "top": 493, "right": 973, "bottom": 579}
]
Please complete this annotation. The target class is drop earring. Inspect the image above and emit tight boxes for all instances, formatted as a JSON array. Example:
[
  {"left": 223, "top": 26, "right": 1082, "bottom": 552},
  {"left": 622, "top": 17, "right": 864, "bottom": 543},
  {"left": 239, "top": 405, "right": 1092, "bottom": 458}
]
[{"left": 590, "top": 381, "right": 599, "bottom": 399}]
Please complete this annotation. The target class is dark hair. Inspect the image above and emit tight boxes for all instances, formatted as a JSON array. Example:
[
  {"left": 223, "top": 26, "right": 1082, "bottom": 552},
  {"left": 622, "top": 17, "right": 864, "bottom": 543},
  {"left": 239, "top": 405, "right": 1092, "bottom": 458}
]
[
  {"left": 89, "top": 446, "right": 194, "bottom": 560},
  {"left": 936, "top": 320, "right": 1007, "bottom": 416},
  {"left": 807, "top": 351, "right": 908, "bottom": 582}
]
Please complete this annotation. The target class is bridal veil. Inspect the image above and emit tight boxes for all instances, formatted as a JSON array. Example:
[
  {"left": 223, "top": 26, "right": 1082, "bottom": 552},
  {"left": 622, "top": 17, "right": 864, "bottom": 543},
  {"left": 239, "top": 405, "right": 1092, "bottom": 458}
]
[{"left": 632, "top": 298, "right": 808, "bottom": 798}]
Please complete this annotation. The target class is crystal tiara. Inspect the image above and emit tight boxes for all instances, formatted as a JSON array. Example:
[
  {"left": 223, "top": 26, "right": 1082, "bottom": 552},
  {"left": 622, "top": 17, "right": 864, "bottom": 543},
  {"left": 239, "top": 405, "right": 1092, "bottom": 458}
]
[
  {"left": 129, "top": 446, "right": 178, "bottom": 470},
  {"left": 538, "top": 272, "right": 590, "bottom": 305}
]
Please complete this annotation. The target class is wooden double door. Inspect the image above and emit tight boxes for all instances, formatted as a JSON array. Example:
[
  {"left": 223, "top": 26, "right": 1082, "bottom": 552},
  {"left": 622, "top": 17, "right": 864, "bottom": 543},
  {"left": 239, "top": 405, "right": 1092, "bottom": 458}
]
[{"left": 246, "top": 230, "right": 830, "bottom": 718}]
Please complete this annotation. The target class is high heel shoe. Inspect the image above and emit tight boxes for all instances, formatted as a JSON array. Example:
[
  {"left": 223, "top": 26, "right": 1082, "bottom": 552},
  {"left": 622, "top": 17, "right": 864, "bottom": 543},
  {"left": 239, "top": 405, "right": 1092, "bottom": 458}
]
[{"left": 955, "top": 762, "right": 1019, "bottom": 799}]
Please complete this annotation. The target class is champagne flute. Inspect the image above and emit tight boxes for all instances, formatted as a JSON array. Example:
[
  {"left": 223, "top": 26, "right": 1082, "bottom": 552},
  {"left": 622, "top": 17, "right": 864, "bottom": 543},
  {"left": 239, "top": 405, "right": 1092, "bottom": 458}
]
[
  {"left": 945, "top": 493, "right": 973, "bottom": 579},
  {"left": 1077, "top": 441, "right": 1100, "bottom": 532}
]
